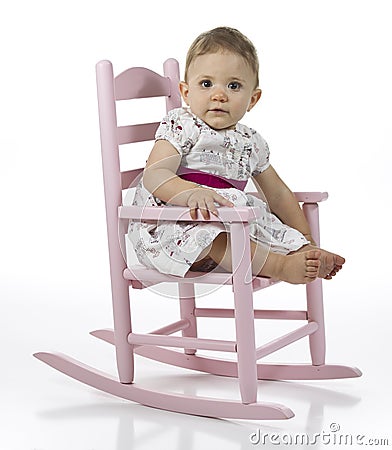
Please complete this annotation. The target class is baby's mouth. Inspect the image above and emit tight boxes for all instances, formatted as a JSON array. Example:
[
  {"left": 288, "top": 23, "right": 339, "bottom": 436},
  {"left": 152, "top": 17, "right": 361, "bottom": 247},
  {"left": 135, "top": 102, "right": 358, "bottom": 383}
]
[{"left": 209, "top": 108, "right": 228, "bottom": 114}]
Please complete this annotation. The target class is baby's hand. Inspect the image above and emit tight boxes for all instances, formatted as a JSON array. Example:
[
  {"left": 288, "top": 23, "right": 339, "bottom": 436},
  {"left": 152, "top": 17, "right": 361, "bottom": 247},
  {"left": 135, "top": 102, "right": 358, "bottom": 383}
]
[{"left": 186, "top": 188, "right": 234, "bottom": 220}]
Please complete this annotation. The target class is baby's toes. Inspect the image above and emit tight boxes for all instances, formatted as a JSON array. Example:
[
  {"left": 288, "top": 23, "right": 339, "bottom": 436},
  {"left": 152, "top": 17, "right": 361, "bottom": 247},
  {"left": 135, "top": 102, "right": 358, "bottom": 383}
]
[
  {"left": 306, "top": 258, "right": 320, "bottom": 268},
  {"left": 307, "top": 266, "right": 319, "bottom": 276},
  {"left": 305, "top": 257, "right": 320, "bottom": 277},
  {"left": 307, "top": 250, "right": 321, "bottom": 261}
]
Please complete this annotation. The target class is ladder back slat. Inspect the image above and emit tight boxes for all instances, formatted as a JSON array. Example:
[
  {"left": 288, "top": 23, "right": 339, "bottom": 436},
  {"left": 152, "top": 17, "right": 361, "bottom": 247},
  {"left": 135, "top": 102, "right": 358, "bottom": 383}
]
[
  {"left": 117, "top": 122, "right": 160, "bottom": 145},
  {"left": 121, "top": 168, "right": 143, "bottom": 190},
  {"left": 115, "top": 67, "right": 171, "bottom": 101}
]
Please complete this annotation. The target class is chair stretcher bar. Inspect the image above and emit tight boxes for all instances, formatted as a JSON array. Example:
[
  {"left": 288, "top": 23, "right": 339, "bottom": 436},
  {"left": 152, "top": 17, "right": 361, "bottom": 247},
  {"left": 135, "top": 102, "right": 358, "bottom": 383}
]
[
  {"left": 128, "top": 332, "right": 237, "bottom": 353},
  {"left": 128, "top": 320, "right": 317, "bottom": 358},
  {"left": 146, "top": 319, "right": 190, "bottom": 338},
  {"left": 195, "top": 308, "right": 308, "bottom": 320},
  {"left": 256, "top": 322, "right": 318, "bottom": 360}
]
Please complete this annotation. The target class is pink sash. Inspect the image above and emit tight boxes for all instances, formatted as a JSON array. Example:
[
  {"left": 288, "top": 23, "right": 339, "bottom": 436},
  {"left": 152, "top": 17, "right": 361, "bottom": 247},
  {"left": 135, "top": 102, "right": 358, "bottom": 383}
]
[{"left": 177, "top": 166, "right": 247, "bottom": 191}]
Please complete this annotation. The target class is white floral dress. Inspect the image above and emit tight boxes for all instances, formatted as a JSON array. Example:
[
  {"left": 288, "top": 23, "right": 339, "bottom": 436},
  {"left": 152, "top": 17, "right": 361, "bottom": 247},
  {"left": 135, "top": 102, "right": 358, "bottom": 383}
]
[{"left": 127, "top": 107, "right": 308, "bottom": 277}]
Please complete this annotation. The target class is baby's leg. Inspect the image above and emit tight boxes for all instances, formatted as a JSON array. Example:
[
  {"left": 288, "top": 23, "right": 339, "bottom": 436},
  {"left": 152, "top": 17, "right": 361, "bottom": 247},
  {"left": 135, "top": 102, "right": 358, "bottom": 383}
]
[{"left": 205, "top": 233, "right": 321, "bottom": 285}]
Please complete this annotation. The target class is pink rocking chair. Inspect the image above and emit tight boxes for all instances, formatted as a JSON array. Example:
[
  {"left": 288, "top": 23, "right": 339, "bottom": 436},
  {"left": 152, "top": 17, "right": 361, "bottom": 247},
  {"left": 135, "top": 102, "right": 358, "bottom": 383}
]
[{"left": 34, "top": 58, "right": 361, "bottom": 420}]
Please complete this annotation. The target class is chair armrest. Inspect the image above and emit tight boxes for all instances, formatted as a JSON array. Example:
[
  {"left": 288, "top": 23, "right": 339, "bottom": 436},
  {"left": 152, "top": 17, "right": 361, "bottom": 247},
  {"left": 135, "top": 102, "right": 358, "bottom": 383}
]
[
  {"left": 119, "top": 205, "right": 263, "bottom": 223},
  {"left": 294, "top": 192, "right": 328, "bottom": 203}
]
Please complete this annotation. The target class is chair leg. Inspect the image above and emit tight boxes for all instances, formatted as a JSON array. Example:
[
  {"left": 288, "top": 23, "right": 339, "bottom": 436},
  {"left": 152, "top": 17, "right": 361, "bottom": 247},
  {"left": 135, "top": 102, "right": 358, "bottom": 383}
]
[
  {"left": 302, "top": 202, "right": 326, "bottom": 366},
  {"left": 231, "top": 223, "right": 258, "bottom": 405},
  {"left": 178, "top": 283, "right": 198, "bottom": 355},
  {"left": 111, "top": 269, "right": 134, "bottom": 383},
  {"left": 306, "top": 279, "right": 326, "bottom": 365}
]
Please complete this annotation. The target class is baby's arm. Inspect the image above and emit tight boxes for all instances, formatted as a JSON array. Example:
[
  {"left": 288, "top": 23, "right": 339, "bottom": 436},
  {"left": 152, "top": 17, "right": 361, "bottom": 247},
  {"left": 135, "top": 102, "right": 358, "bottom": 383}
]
[
  {"left": 143, "top": 140, "right": 233, "bottom": 220},
  {"left": 253, "top": 166, "right": 316, "bottom": 245}
]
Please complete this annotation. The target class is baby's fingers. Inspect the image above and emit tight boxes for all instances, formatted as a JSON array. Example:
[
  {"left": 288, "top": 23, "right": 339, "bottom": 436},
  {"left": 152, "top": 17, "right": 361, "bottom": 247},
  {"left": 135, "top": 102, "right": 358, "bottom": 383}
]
[
  {"left": 188, "top": 202, "right": 199, "bottom": 220},
  {"left": 197, "top": 199, "right": 211, "bottom": 220},
  {"left": 204, "top": 197, "right": 219, "bottom": 218},
  {"left": 187, "top": 189, "right": 234, "bottom": 220},
  {"left": 188, "top": 198, "right": 209, "bottom": 220},
  {"left": 202, "top": 194, "right": 234, "bottom": 219}
]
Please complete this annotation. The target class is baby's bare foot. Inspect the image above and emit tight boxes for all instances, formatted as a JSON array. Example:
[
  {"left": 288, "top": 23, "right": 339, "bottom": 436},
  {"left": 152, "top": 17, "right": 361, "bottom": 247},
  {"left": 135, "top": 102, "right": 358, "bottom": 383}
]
[
  {"left": 273, "top": 250, "right": 321, "bottom": 284},
  {"left": 317, "top": 249, "right": 345, "bottom": 279}
]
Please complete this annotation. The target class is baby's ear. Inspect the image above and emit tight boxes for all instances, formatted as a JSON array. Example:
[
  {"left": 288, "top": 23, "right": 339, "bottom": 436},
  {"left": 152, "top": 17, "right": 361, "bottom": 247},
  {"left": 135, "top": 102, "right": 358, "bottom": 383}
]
[
  {"left": 179, "top": 81, "right": 190, "bottom": 105},
  {"left": 248, "top": 88, "right": 262, "bottom": 112}
]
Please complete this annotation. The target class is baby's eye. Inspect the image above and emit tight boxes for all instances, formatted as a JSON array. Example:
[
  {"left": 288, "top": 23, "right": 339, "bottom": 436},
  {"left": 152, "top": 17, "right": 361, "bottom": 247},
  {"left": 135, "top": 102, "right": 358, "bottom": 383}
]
[
  {"left": 200, "top": 79, "right": 212, "bottom": 88},
  {"left": 228, "top": 81, "right": 241, "bottom": 90}
]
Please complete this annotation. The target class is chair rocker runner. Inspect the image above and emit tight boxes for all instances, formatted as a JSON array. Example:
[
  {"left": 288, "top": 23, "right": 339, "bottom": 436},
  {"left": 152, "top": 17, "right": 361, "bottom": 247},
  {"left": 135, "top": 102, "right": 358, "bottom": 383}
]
[{"left": 34, "top": 58, "right": 361, "bottom": 420}]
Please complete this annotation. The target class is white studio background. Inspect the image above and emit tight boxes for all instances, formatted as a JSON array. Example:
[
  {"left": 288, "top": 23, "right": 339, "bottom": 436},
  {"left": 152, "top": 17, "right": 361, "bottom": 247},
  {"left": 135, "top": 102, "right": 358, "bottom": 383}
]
[{"left": 1, "top": 1, "right": 391, "bottom": 449}]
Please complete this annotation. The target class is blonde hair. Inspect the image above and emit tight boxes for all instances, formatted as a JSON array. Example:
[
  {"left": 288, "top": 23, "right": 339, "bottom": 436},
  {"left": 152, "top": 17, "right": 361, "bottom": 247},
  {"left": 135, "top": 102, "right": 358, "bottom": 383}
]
[{"left": 184, "top": 27, "right": 260, "bottom": 88}]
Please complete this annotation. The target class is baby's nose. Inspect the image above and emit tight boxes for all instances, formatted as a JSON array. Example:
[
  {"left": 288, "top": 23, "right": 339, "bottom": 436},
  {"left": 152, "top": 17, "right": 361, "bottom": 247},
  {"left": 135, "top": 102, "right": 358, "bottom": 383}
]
[{"left": 210, "top": 86, "right": 228, "bottom": 101}]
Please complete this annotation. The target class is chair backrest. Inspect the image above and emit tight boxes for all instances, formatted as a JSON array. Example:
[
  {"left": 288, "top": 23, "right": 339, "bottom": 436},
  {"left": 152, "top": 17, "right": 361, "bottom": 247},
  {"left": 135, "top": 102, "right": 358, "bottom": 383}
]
[
  {"left": 96, "top": 58, "right": 181, "bottom": 189},
  {"left": 96, "top": 59, "right": 181, "bottom": 277}
]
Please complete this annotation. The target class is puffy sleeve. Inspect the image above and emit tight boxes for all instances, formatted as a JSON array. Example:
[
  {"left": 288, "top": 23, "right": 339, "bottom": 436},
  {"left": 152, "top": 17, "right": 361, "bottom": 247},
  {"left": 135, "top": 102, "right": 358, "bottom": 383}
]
[
  {"left": 155, "top": 108, "right": 199, "bottom": 156},
  {"left": 251, "top": 131, "right": 270, "bottom": 176}
]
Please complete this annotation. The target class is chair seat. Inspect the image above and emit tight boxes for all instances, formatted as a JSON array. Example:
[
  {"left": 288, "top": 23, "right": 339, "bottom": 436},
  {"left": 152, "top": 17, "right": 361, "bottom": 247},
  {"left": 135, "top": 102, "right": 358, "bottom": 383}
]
[{"left": 124, "top": 265, "right": 277, "bottom": 290}]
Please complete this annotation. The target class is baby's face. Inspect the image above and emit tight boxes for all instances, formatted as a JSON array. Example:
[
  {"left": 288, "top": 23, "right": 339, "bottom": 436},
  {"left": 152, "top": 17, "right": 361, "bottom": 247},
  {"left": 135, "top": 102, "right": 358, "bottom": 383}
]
[{"left": 180, "top": 51, "right": 261, "bottom": 131}]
